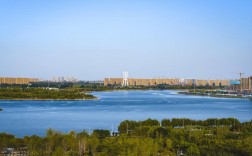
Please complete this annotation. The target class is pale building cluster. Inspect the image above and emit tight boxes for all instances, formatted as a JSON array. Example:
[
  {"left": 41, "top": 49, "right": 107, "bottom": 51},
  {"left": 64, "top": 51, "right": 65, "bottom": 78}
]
[
  {"left": 104, "top": 78, "right": 231, "bottom": 87},
  {"left": 0, "top": 77, "right": 39, "bottom": 85},
  {"left": 51, "top": 76, "right": 79, "bottom": 82},
  {"left": 0, "top": 75, "right": 251, "bottom": 92}
]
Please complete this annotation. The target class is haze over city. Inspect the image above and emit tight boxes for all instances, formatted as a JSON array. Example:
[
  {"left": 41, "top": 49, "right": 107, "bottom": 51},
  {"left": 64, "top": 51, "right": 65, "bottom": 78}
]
[{"left": 0, "top": 0, "right": 251, "bottom": 80}]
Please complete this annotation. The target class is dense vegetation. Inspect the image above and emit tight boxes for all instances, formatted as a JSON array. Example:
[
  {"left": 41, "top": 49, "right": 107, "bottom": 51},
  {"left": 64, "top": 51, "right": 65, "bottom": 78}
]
[
  {"left": 106, "top": 83, "right": 224, "bottom": 91},
  {"left": 0, "top": 88, "right": 95, "bottom": 100},
  {"left": 0, "top": 118, "right": 251, "bottom": 156},
  {"left": 178, "top": 89, "right": 244, "bottom": 98},
  {"left": 0, "top": 81, "right": 225, "bottom": 92}
]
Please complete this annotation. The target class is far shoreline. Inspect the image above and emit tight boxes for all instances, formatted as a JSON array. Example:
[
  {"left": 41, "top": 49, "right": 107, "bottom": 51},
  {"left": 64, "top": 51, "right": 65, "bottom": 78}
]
[
  {"left": 0, "top": 89, "right": 251, "bottom": 100},
  {"left": 95, "top": 89, "right": 252, "bottom": 100},
  {"left": 0, "top": 97, "right": 99, "bottom": 101}
]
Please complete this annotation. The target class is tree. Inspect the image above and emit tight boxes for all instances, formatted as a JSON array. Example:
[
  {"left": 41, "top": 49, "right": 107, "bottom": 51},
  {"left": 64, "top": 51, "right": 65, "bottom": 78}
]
[
  {"left": 0, "top": 133, "right": 15, "bottom": 148},
  {"left": 161, "top": 119, "right": 171, "bottom": 127},
  {"left": 153, "top": 127, "right": 168, "bottom": 138},
  {"left": 187, "top": 144, "right": 200, "bottom": 156},
  {"left": 142, "top": 118, "right": 160, "bottom": 127},
  {"left": 118, "top": 120, "right": 139, "bottom": 134},
  {"left": 92, "top": 130, "right": 110, "bottom": 139},
  {"left": 52, "top": 147, "right": 65, "bottom": 156}
]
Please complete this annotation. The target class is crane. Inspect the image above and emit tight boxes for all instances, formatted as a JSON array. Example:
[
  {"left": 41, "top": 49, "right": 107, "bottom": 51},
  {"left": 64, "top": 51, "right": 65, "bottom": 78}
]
[
  {"left": 239, "top": 73, "right": 244, "bottom": 79},
  {"left": 229, "top": 72, "right": 244, "bottom": 79},
  {"left": 229, "top": 72, "right": 244, "bottom": 91}
]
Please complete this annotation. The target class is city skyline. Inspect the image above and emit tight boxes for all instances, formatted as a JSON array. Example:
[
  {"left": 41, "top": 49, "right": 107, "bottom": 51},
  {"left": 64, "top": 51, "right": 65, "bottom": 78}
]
[{"left": 1, "top": 0, "right": 252, "bottom": 80}]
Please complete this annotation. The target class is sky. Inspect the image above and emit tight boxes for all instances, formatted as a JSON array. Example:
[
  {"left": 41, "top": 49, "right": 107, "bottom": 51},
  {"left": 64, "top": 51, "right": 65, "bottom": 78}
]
[{"left": 0, "top": 0, "right": 251, "bottom": 80}]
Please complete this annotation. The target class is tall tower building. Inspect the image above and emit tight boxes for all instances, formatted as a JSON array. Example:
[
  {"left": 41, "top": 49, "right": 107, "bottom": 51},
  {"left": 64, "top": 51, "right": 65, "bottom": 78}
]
[{"left": 122, "top": 72, "right": 129, "bottom": 87}]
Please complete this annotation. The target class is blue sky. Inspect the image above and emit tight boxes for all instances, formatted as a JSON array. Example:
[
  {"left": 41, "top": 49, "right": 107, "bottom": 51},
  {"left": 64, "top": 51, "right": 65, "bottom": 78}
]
[{"left": 0, "top": 0, "right": 251, "bottom": 80}]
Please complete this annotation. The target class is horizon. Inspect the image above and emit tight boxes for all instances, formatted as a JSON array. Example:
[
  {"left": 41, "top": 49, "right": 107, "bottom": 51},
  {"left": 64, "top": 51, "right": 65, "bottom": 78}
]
[
  {"left": 0, "top": 74, "right": 244, "bottom": 81},
  {"left": 1, "top": 0, "right": 252, "bottom": 80}
]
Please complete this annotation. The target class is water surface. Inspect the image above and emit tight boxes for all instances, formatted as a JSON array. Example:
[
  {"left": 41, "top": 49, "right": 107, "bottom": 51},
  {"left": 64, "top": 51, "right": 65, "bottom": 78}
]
[{"left": 0, "top": 90, "right": 251, "bottom": 137}]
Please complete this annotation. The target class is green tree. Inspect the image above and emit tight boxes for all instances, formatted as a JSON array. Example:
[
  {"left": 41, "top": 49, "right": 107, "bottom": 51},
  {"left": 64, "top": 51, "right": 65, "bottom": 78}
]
[
  {"left": 92, "top": 130, "right": 110, "bottom": 139},
  {"left": 152, "top": 127, "right": 168, "bottom": 138},
  {"left": 187, "top": 144, "right": 200, "bottom": 156},
  {"left": 161, "top": 119, "right": 171, "bottom": 127},
  {"left": 52, "top": 147, "right": 65, "bottom": 156}
]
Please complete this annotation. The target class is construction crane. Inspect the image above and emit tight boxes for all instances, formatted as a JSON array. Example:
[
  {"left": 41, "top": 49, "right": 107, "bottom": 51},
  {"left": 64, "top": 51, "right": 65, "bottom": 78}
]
[
  {"left": 229, "top": 72, "right": 244, "bottom": 91},
  {"left": 239, "top": 73, "right": 244, "bottom": 79},
  {"left": 229, "top": 72, "right": 244, "bottom": 79}
]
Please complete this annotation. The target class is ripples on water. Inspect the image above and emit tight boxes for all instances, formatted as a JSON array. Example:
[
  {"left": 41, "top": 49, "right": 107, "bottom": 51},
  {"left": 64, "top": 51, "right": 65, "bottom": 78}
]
[{"left": 0, "top": 90, "right": 251, "bottom": 137}]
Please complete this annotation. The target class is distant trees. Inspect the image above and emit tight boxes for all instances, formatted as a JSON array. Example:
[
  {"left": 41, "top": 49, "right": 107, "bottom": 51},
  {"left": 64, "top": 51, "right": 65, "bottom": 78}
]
[
  {"left": 0, "top": 88, "right": 95, "bottom": 100},
  {"left": 0, "top": 81, "right": 231, "bottom": 96}
]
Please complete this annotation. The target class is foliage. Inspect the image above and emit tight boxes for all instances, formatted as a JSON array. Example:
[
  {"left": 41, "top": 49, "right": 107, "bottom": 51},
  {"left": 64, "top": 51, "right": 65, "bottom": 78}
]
[
  {"left": 0, "top": 118, "right": 252, "bottom": 156},
  {"left": 0, "top": 81, "right": 225, "bottom": 92},
  {"left": 0, "top": 87, "right": 95, "bottom": 100}
]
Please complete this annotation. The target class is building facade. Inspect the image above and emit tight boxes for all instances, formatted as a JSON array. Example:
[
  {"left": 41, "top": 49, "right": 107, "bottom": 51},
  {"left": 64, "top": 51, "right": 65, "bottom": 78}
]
[
  {"left": 0, "top": 77, "right": 39, "bottom": 85},
  {"left": 240, "top": 77, "right": 252, "bottom": 91},
  {"left": 250, "top": 77, "right": 252, "bottom": 91},
  {"left": 104, "top": 78, "right": 231, "bottom": 87}
]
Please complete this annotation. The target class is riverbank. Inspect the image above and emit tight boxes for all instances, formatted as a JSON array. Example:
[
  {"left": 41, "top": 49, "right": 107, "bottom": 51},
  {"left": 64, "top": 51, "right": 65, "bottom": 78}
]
[
  {"left": 0, "top": 98, "right": 98, "bottom": 101},
  {"left": 0, "top": 88, "right": 96, "bottom": 100},
  {"left": 178, "top": 90, "right": 252, "bottom": 99}
]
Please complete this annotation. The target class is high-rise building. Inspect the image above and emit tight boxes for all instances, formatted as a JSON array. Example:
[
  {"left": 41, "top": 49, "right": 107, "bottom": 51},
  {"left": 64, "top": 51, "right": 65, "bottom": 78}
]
[
  {"left": 240, "top": 77, "right": 250, "bottom": 91},
  {"left": 51, "top": 76, "right": 79, "bottom": 82},
  {"left": 249, "top": 77, "right": 252, "bottom": 91}
]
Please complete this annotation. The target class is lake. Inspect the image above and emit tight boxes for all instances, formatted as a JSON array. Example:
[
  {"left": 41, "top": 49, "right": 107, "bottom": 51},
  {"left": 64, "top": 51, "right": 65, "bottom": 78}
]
[{"left": 0, "top": 90, "right": 251, "bottom": 137}]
